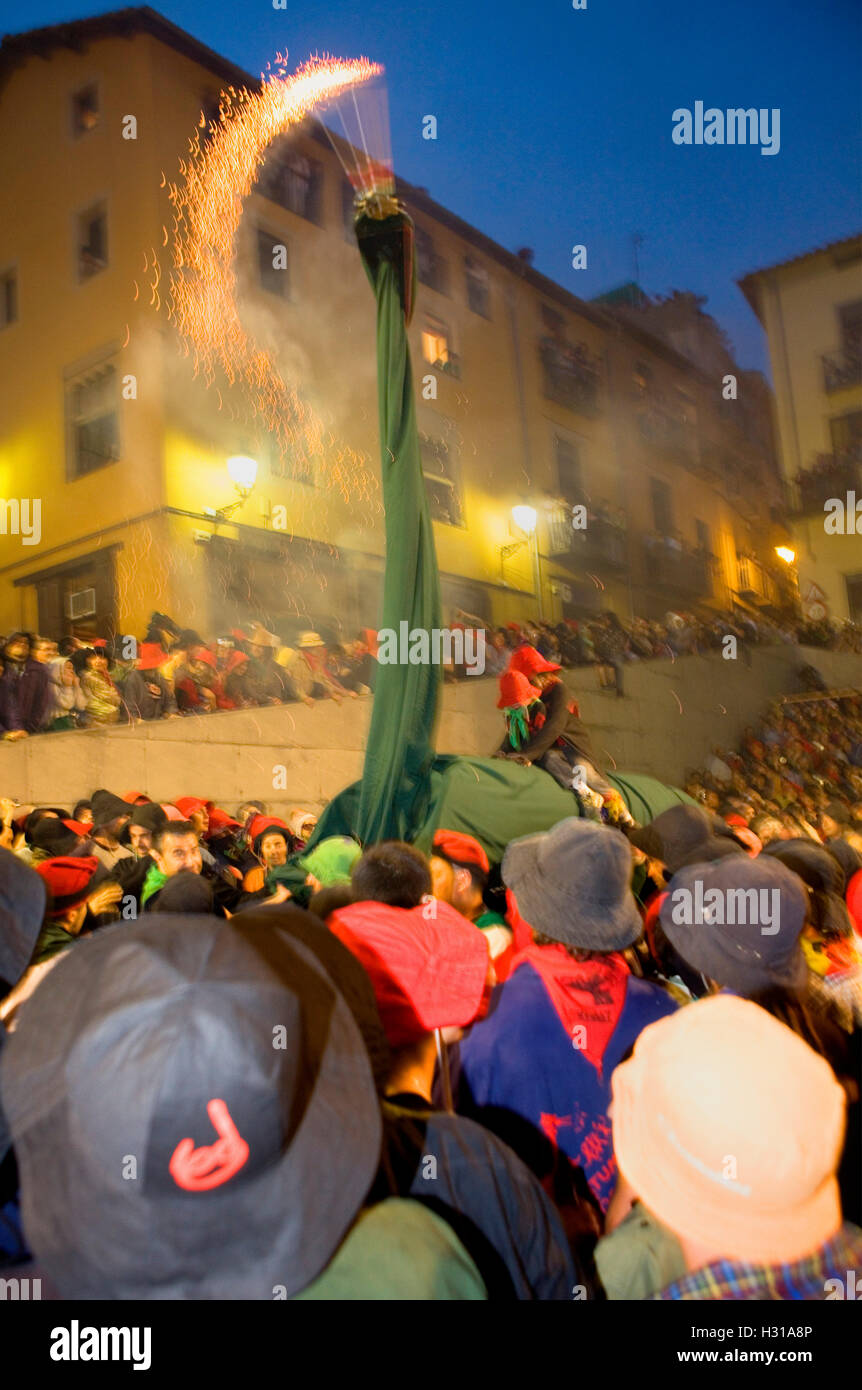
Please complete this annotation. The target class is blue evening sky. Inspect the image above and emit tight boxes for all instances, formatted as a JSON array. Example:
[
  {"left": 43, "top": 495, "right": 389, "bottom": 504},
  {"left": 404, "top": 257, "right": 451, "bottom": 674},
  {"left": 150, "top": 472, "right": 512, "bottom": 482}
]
[{"left": 2, "top": 0, "right": 860, "bottom": 374}]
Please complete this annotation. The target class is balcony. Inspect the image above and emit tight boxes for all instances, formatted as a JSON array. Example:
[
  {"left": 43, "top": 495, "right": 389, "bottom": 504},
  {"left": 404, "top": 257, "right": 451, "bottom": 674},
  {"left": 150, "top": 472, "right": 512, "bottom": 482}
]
[
  {"left": 822, "top": 350, "right": 862, "bottom": 394},
  {"left": 792, "top": 448, "right": 861, "bottom": 516},
  {"left": 546, "top": 505, "right": 629, "bottom": 573},
  {"left": 539, "top": 338, "right": 601, "bottom": 415},
  {"left": 642, "top": 536, "right": 716, "bottom": 599}
]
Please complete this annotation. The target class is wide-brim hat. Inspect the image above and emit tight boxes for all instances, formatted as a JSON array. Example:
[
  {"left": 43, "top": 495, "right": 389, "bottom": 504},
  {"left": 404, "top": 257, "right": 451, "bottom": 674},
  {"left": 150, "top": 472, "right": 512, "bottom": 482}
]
[
  {"left": 660, "top": 856, "right": 808, "bottom": 994},
  {"left": 0, "top": 847, "right": 47, "bottom": 990},
  {"left": 90, "top": 788, "right": 133, "bottom": 828},
  {"left": 502, "top": 816, "right": 642, "bottom": 952},
  {"left": 328, "top": 900, "right": 490, "bottom": 1047},
  {"left": 497, "top": 669, "right": 540, "bottom": 709},
  {"left": 611, "top": 996, "right": 845, "bottom": 1265},
  {"left": 247, "top": 623, "right": 280, "bottom": 649},
  {"left": 508, "top": 646, "right": 560, "bottom": 677},
  {"left": 649, "top": 804, "right": 747, "bottom": 874},
  {"left": 0, "top": 914, "right": 382, "bottom": 1299}
]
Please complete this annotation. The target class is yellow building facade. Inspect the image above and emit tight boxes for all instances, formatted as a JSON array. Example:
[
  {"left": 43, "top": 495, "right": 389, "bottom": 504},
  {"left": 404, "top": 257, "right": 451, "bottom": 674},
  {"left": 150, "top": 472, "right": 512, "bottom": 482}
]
[
  {"left": 1, "top": 9, "right": 788, "bottom": 650},
  {"left": 740, "top": 235, "right": 862, "bottom": 623}
]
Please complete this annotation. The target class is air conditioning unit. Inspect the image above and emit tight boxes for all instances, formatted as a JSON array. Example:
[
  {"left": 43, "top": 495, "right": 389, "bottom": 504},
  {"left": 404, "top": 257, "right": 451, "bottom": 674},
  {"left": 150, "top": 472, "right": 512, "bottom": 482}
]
[{"left": 65, "top": 587, "right": 96, "bottom": 620}]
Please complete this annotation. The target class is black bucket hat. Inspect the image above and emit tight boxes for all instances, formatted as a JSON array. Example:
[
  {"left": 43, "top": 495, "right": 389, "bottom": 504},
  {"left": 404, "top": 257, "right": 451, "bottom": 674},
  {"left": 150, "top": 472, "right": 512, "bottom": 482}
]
[
  {"left": 649, "top": 804, "right": 747, "bottom": 874},
  {"left": 0, "top": 913, "right": 382, "bottom": 1299},
  {"left": 90, "top": 788, "right": 132, "bottom": 828},
  {"left": 660, "top": 856, "right": 808, "bottom": 994}
]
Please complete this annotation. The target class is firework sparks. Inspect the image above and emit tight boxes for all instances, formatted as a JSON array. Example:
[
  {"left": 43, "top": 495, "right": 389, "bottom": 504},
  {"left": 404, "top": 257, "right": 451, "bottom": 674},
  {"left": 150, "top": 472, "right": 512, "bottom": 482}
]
[{"left": 166, "top": 53, "right": 382, "bottom": 503}]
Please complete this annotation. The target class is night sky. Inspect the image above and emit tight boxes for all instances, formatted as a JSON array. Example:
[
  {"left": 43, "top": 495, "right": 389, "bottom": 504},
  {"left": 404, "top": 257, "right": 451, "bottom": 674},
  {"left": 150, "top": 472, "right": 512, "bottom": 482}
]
[{"left": 2, "top": 0, "right": 860, "bottom": 375}]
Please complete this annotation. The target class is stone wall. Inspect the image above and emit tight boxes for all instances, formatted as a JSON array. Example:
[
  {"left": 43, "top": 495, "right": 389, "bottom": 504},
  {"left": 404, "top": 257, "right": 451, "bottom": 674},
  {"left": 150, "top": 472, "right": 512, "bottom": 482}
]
[{"left": 3, "top": 646, "right": 859, "bottom": 818}]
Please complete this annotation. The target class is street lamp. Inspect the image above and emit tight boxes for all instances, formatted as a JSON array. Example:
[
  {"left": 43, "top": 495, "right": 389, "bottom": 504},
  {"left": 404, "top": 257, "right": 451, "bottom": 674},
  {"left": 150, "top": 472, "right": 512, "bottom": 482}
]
[
  {"left": 775, "top": 545, "right": 796, "bottom": 565},
  {"left": 226, "top": 455, "right": 258, "bottom": 492},
  {"left": 207, "top": 455, "right": 259, "bottom": 521},
  {"left": 508, "top": 504, "right": 544, "bottom": 618}
]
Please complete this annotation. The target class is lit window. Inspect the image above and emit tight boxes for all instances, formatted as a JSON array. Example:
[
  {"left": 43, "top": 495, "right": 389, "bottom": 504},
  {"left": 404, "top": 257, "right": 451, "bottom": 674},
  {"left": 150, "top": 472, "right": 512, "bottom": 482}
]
[
  {"left": 422, "top": 322, "right": 450, "bottom": 368},
  {"left": 72, "top": 84, "right": 100, "bottom": 136}
]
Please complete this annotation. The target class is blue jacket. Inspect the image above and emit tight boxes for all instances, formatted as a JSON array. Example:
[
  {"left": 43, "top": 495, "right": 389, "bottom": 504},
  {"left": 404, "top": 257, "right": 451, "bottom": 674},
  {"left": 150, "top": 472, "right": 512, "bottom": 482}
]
[{"left": 455, "top": 960, "right": 677, "bottom": 1212}]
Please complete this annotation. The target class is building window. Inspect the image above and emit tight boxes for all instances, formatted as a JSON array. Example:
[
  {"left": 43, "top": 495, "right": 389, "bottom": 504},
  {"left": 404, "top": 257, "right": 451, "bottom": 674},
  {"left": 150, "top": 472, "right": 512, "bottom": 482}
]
[
  {"left": 650, "top": 477, "right": 674, "bottom": 535},
  {"left": 555, "top": 435, "right": 583, "bottom": 504},
  {"left": 342, "top": 180, "right": 358, "bottom": 242},
  {"left": 695, "top": 519, "right": 711, "bottom": 552},
  {"left": 846, "top": 573, "right": 862, "bottom": 624},
  {"left": 255, "top": 142, "right": 323, "bottom": 223},
  {"left": 78, "top": 203, "right": 108, "bottom": 279},
  {"left": 199, "top": 92, "right": 222, "bottom": 144},
  {"left": 464, "top": 256, "right": 490, "bottom": 317},
  {"left": 541, "top": 304, "right": 565, "bottom": 338},
  {"left": 66, "top": 359, "right": 120, "bottom": 479},
  {"left": 420, "top": 429, "right": 463, "bottom": 526},
  {"left": 415, "top": 226, "right": 449, "bottom": 294},
  {"left": 829, "top": 410, "right": 862, "bottom": 454},
  {"left": 71, "top": 83, "right": 100, "bottom": 136},
  {"left": 256, "top": 229, "right": 289, "bottom": 298},
  {"left": 539, "top": 336, "right": 600, "bottom": 414},
  {"left": 839, "top": 300, "right": 862, "bottom": 356},
  {"left": 633, "top": 360, "right": 652, "bottom": 396},
  {"left": 0, "top": 268, "right": 17, "bottom": 328},
  {"left": 421, "top": 318, "right": 460, "bottom": 377}
]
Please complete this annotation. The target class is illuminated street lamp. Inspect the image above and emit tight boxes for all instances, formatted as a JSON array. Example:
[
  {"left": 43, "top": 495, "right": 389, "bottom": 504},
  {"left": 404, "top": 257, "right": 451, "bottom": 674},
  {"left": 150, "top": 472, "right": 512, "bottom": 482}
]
[
  {"left": 226, "top": 455, "right": 259, "bottom": 493},
  {"left": 508, "top": 504, "right": 544, "bottom": 618},
  {"left": 206, "top": 455, "right": 259, "bottom": 522},
  {"left": 775, "top": 545, "right": 796, "bottom": 565}
]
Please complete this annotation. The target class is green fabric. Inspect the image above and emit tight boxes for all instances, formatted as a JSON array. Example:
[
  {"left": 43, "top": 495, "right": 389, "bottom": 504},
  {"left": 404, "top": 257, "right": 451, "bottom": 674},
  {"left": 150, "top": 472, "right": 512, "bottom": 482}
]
[
  {"left": 353, "top": 209, "right": 442, "bottom": 844},
  {"left": 32, "top": 920, "right": 76, "bottom": 966},
  {"left": 293, "top": 1198, "right": 487, "bottom": 1301},
  {"left": 298, "top": 836, "right": 362, "bottom": 887},
  {"left": 595, "top": 1201, "right": 687, "bottom": 1300},
  {"left": 605, "top": 772, "right": 697, "bottom": 824},
  {"left": 504, "top": 705, "right": 531, "bottom": 750},
  {"left": 309, "top": 756, "right": 696, "bottom": 868},
  {"left": 140, "top": 862, "right": 167, "bottom": 907},
  {"left": 475, "top": 909, "right": 508, "bottom": 929}
]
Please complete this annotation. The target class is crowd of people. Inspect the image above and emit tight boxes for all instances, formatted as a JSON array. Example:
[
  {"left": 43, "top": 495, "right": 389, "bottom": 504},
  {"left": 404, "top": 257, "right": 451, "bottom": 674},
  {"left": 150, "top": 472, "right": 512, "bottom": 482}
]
[
  {"left": 2, "top": 606, "right": 860, "bottom": 741},
  {"left": 0, "top": 634, "right": 860, "bottom": 1300}
]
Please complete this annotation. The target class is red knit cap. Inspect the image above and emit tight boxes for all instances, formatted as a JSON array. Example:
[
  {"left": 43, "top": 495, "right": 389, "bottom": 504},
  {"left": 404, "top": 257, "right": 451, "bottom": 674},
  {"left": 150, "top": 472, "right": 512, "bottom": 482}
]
[
  {"left": 432, "top": 829, "right": 490, "bottom": 875},
  {"left": 174, "top": 797, "right": 208, "bottom": 819},
  {"left": 137, "top": 643, "right": 169, "bottom": 671},
  {"left": 34, "top": 856, "right": 99, "bottom": 915},
  {"left": 497, "top": 668, "right": 541, "bottom": 709},
  {"left": 509, "top": 645, "right": 560, "bottom": 677},
  {"left": 328, "top": 900, "right": 491, "bottom": 1047}
]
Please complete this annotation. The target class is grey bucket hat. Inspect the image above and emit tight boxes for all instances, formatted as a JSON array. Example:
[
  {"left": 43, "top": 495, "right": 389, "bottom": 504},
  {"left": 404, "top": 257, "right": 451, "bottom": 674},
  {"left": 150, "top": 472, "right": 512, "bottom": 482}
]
[{"left": 502, "top": 816, "right": 642, "bottom": 951}]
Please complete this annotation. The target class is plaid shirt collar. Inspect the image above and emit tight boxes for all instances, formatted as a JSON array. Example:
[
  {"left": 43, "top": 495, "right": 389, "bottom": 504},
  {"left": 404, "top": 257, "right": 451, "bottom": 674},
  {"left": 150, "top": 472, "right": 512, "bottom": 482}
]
[{"left": 653, "top": 1224, "right": 862, "bottom": 1300}]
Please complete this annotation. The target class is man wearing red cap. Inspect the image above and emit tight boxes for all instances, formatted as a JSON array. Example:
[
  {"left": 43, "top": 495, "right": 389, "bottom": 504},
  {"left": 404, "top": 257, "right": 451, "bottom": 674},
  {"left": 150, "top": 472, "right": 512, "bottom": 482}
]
[
  {"left": 30, "top": 858, "right": 122, "bottom": 964},
  {"left": 497, "top": 646, "right": 613, "bottom": 801},
  {"left": 430, "top": 830, "right": 513, "bottom": 963},
  {"left": 122, "top": 644, "right": 178, "bottom": 722}
]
